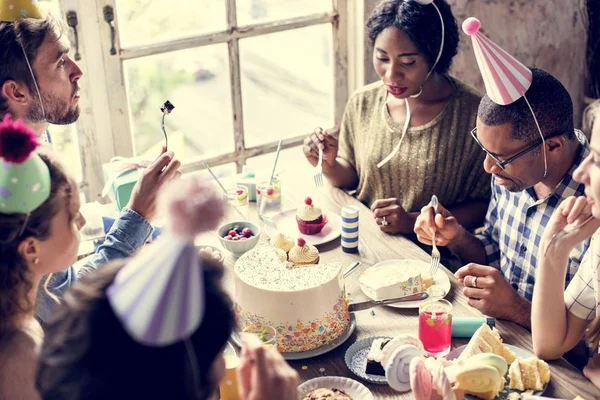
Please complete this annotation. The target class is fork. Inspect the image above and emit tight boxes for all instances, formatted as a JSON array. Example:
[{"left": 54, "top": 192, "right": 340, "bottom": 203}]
[
  {"left": 429, "top": 195, "right": 441, "bottom": 276},
  {"left": 314, "top": 145, "right": 324, "bottom": 188}
]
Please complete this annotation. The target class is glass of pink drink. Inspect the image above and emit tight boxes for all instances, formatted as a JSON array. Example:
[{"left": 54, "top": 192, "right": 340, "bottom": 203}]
[{"left": 418, "top": 298, "right": 452, "bottom": 357}]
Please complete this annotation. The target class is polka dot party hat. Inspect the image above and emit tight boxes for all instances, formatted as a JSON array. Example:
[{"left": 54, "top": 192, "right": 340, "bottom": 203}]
[
  {"left": 0, "top": 0, "right": 43, "bottom": 22},
  {"left": 0, "top": 114, "right": 50, "bottom": 214}
]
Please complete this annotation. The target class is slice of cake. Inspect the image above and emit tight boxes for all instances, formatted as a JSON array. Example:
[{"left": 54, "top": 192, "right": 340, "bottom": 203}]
[
  {"left": 365, "top": 338, "right": 390, "bottom": 376},
  {"left": 359, "top": 264, "right": 424, "bottom": 300},
  {"left": 508, "top": 357, "right": 550, "bottom": 391},
  {"left": 303, "top": 388, "right": 353, "bottom": 400},
  {"left": 458, "top": 324, "right": 516, "bottom": 364}
]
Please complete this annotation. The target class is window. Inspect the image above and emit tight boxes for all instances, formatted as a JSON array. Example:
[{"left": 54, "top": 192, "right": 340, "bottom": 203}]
[{"left": 55, "top": 0, "right": 354, "bottom": 199}]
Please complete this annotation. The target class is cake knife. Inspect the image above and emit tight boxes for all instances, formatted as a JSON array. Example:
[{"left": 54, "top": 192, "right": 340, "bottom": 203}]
[{"left": 348, "top": 292, "right": 429, "bottom": 312}]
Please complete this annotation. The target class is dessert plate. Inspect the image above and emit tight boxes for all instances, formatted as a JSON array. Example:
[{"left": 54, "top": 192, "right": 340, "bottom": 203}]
[
  {"left": 230, "top": 313, "right": 356, "bottom": 361},
  {"left": 298, "top": 376, "right": 374, "bottom": 400},
  {"left": 446, "top": 344, "right": 548, "bottom": 399},
  {"left": 263, "top": 208, "right": 342, "bottom": 246},
  {"left": 359, "top": 259, "right": 451, "bottom": 309},
  {"left": 344, "top": 336, "right": 392, "bottom": 385}
]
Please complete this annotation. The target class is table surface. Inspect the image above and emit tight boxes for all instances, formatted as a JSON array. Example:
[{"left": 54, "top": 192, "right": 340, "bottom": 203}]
[{"left": 195, "top": 170, "right": 600, "bottom": 399}]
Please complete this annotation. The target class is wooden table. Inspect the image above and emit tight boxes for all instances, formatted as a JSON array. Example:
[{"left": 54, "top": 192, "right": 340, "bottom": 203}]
[{"left": 201, "top": 171, "right": 600, "bottom": 399}]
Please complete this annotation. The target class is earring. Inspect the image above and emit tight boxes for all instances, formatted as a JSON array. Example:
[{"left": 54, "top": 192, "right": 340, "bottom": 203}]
[{"left": 33, "top": 258, "right": 39, "bottom": 265}]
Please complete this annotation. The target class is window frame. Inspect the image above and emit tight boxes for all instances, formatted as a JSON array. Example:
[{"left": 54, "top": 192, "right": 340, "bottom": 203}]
[{"left": 60, "top": 0, "right": 361, "bottom": 200}]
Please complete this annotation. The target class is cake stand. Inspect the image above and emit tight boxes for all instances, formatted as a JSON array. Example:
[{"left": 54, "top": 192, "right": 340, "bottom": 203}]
[{"left": 231, "top": 313, "right": 356, "bottom": 361}]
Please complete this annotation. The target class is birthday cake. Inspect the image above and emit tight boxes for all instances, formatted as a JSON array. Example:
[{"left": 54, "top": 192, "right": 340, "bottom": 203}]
[{"left": 234, "top": 244, "right": 350, "bottom": 352}]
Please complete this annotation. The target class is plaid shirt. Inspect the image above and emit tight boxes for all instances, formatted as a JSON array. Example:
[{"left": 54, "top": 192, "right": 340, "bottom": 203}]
[{"left": 476, "top": 131, "right": 591, "bottom": 301}]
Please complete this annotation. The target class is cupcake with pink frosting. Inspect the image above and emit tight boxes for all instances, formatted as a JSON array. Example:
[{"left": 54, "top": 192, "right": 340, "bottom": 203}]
[{"left": 296, "top": 197, "right": 328, "bottom": 235}]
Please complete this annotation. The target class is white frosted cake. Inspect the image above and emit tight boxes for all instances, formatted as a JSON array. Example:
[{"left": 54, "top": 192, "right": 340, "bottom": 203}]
[
  {"left": 359, "top": 264, "right": 428, "bottom": 300},
  {"left": 234, "top": 244, "right": 350, "bottom": 353}
]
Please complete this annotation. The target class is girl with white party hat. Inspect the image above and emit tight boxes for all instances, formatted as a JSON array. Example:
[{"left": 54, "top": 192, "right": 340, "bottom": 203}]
[
  {"left": 0, "top": 113, "right": 86, "bottom": 399},
  {"left": 37, "top": 177, "right": 300, "bottom": 399},
  {"left": 302, "top": 0, "right": 490, "bottom": 253}
]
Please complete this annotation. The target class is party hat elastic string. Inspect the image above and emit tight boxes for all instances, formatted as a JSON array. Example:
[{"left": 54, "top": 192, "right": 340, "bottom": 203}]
[
  {"left": 21, "top": 46, "right": 46, "bottom": 122},
  {"left": 522, "top": 94, "right": 548, "bottom": 178},
  {"left": 378, "top": 99, "right": 410, "bottom": 169}
]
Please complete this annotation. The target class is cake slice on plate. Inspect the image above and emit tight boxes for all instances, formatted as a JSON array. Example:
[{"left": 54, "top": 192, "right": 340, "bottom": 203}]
[
  {"left": 365, "top": 338, "right": 390, "bottom": 376},
  {"left": 508, "top": 357, "right": 550, "bottom": 391},
  {"left": 458, "top": 323, "right": 516, "bottom": 364}
]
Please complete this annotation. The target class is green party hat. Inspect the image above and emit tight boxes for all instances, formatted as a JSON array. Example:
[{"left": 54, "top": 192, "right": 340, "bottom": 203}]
[
  {"left": 0, "top": 0, "right": 44, "bottom": 22},
  {"left": 0, "top": 114, "right": 50, "bottom": 214}
]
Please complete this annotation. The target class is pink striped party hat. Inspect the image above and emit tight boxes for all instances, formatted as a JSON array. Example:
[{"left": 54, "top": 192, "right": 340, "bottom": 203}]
[
  {"left": 107, "top": 177, "right": 225, "bottom": 346},
  {"left": 462, "top": 17, "right": 532, "bottom": 105}
]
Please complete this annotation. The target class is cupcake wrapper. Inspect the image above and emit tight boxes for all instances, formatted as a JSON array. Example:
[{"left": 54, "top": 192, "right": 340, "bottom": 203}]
[{"left": 297, "top": 214, "right": 328, "bottom": 235}]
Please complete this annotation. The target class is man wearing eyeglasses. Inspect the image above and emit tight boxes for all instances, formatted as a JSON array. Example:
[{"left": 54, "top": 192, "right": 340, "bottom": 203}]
[{"left": 414, "top": 68, "right": 590, "bottom": 328}]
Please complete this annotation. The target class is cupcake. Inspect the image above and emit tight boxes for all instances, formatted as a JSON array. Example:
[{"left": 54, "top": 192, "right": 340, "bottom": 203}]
[
  {"left": 270, "top": 232, "right": 294, "bottom": 252},
  {"left": 273, "top": 247, "right": 288, "bottom": 263},
  {"left": 296, "top": 197, "right": 328, "bottom": 235},
  {"left": 288, "top": 238, "right": 319, "bottom": 266}
]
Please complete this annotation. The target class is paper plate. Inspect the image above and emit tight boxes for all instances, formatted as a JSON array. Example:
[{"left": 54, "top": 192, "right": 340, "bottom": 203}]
[
  {"left": 344, "top": 336, "right": 392, "bottom": 384},
  {"left": 298, "top": 376, "right": 374, "bottom": 400},
  {"left": 263, "top": 208, "right": 342, "bottom": 246},
  {"left": 446, "top": 344, "right": 548, "bottom": 399},
  {"left": 359, "top": 259, "right": 451, "bottom": 308}
]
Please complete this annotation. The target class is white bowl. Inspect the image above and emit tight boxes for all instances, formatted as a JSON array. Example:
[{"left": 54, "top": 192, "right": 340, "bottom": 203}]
[{"left": 217, "top": 221, "right": 261, "bottom": 257}]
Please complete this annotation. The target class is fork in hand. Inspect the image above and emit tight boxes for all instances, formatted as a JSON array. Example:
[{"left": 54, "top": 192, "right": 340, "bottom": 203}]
[
  {"left": 429, "top": 195, "right": 441, "bottom": 276},
  {"left": 313, "top": 128, "right": 324, "bottom": 188}
]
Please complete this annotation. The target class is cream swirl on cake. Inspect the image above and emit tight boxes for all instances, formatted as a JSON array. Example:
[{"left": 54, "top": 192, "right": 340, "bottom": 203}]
[
  {"left": 289, "top": 238, "right": 319, "bottom": 266},
  {"left": 297, "top": 199, "right": 322, "bottom": 221},
  {"left": 234, "top": 243, "right": 349, "bottom": 352}
]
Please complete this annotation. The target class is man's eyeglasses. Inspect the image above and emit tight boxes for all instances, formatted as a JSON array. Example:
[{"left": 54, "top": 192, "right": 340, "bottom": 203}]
[{"left": 470, "top": 127, "right": 564, "bottom": 170}]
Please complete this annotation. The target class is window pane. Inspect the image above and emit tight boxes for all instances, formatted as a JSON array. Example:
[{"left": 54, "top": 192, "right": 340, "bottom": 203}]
[
  {"left": 240, "top": 24, "right": 334, "bottom": 148},
  {"left": 245, "top": 146, "right": 305, "bottom": 176},
  {"left": 123, "top": 45, "right": 234, "bottom": 162},
  {"left": 237, "top": 0, "right": 332, "bottom": 25},
  {"left": 116, "top": 0, "right": 227, "bottom": 47},
  {"left": 47, "top": 124, "right": 83, "bottom": 183}
]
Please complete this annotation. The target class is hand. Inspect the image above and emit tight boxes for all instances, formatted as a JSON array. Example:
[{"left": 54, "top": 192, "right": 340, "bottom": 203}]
[
  {"left": 303, "top": 128, "right": 338, "bottom": 169},
  {"left": 540, "top": 195, "right": 600, "bottom": 254},
  {"left": 455, "top": 263, "right": 524, "bottom": 322},
  {"left": 127, "top": 148, "right": 181, "bottom": 222},
  {"left": 371, "top": 198, "right": 413, "bottom": 234},
  {"left": 237, "top": 334, "right": 299, "bottom": 400},
  {"left": 414, "top": 202, "right": 460, "bottom": 246}
]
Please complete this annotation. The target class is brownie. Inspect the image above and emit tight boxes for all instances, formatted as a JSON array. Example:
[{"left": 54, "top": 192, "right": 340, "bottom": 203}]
[{"left": 365, "top": 338, "right": 390, "bottom": 376}]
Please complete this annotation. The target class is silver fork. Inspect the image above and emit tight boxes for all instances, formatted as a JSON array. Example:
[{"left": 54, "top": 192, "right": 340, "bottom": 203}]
[
  {"left": 429, "top": 195, "right": 441, "bottom": 276},
  {"left": 314, "top": 145, "right": 324, "bottom": 188}
]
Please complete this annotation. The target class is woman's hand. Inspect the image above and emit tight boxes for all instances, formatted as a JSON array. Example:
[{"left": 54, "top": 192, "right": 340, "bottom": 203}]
[
  {"left": 237, "top": 334, "right": 299, "bottom": 400},
  {"left": 541, "top": 196, "right": 600, "bottom": 255},
  {"left": 303, "top": 128, "right": 339, "bottom": 169}
]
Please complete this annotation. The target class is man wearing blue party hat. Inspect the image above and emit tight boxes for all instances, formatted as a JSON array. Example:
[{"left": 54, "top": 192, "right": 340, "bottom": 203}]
[
  {"left": 414, "top": 17, "right": 590, "bottom": 333},
  {"left": 0, "top": 0, "right": 181, "bottom": 322}
]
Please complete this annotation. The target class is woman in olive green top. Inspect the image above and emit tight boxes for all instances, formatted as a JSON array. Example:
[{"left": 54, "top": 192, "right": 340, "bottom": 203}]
[{"left": 303, "top": 0, "right": 490, "bottom": 237}]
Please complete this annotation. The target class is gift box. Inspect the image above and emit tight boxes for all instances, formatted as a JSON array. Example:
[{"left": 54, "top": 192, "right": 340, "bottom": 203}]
[{"left": 102, "top": 158, "right": 147, "bottom": 212}]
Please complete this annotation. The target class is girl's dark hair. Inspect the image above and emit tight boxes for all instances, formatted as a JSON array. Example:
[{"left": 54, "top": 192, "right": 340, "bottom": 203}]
[
  {"left": 36, "top": 254, "right": 236, "bottom": 400},
  {"left": 0, "top": 16, "right": 62, "bottom": 118},
  {"left": 0, "top": 148, "right": 72, "bottom": 337},
  {"left": 366, "top": 0, "right": 459, "bottom": 74}
]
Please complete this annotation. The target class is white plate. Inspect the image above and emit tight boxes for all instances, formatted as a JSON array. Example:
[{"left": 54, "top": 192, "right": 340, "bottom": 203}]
[
  {"left": 359, "top": 259, "right": 451, "bottom": 308},
  {"left": 264, "top": 208, "right": 342, "bottom": 246},
  {"left": 298, "top": 376, "right": 374, "bottom": 400},
  {"left": 446, "top": 344, "right": 548, "bottom": 399}
]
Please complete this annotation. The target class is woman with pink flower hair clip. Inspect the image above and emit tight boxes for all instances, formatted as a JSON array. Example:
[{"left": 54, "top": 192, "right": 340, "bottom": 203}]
[
  {"left": 37, "top": 177, "right": 300, "bottom": 400},
  {"left": 0, "top": 114, "right": 86, "bottom": 399}
]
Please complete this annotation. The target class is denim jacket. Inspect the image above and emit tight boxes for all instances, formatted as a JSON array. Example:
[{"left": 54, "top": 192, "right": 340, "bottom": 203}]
[{"left": 36, "top": 130, "right": 152, "bottom": 322}]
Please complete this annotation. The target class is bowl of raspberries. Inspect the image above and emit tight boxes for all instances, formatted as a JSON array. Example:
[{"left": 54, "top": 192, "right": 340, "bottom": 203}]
[{"left": 217, "top": 221, "right": 261, "bottom": 257}]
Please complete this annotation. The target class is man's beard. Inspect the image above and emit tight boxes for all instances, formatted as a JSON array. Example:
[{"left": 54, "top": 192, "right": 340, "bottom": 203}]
[{"left": 26, "top": 91, "right": 80, "bottom": 125}]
